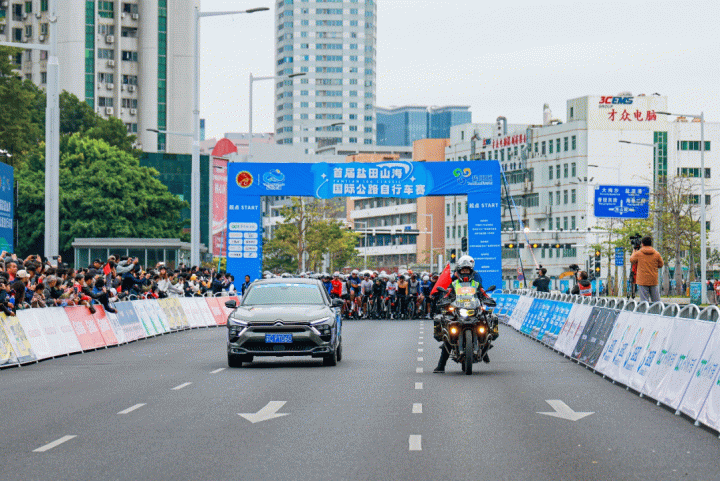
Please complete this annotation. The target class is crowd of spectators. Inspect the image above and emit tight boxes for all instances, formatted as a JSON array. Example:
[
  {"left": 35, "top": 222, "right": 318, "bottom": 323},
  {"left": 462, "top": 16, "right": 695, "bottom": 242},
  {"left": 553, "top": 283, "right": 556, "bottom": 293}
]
[{"left": 0, "top": 252, "right": 236, "bottom": 316}]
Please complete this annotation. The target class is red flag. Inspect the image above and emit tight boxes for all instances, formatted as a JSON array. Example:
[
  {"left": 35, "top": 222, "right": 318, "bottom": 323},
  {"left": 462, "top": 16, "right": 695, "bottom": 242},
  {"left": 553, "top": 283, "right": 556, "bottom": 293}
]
[{"left": 431, "top": 263, "right": 452, "bottom": 296}]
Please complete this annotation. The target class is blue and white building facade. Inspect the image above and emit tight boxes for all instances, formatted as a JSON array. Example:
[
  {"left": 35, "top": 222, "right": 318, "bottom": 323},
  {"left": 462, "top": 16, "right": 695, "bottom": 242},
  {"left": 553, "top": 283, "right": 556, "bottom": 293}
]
[
  {"left": 376, "top": 105, "right": 471, "bottom": 146},
  {"left": 274, "top": 0, "right": 377, "bottom": 148}
]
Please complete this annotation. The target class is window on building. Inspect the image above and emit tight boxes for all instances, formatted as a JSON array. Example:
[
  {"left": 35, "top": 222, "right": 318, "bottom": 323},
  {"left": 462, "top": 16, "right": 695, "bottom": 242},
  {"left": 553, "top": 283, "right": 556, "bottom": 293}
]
[
  {"left": 24, "top": 1, "right": 32, "bottom": 13},
  {"left": 571, "top": 216, "right": 576, "bottom": 229},
  {"left": 541, "top": 141, "right": 546, "bottom": 155},
  {"left": 121, "top": 98, "right": 138, "bottom": 108},
  {"left": 125, "top": 123, "right": 137, "bottom": 133},
  {"left": 97, "top": 97, "right": 113, "bottom": 107},
  {"left": 564, "top": 164, "right": 568, "bottom": 178},
  {"left": 556, "top": 191, "right": 560, "bottom": 205},
  {"left": 121, "top": 27, "right": 137, "bottom": 38},
  {"left": 98, "top": 1, "right": 114, "bottom": 18},
  {"left": 556, "top": 165, "right": 561, "bottom": 179},
  {"left": 549, "top": 192, "right": 553, "bottom": 205},
  {"left": 446, "top": 227, "right": 450, "bottom": 238},
  {"left": 97, "top": 48, "right": 114, "bottom": 59},
  {"left": 571, "top": 162, "right": 576, "bottom": 177},
  {"left": 41, "top": 0, "right": 48, "bottom": 11},
  {"left": 446, "top": 204, "right": 450, "bottom": 216},
  {"left": 556, "top": 218, "right": 560, "bottom": 230},
  {"left": 40, "top": 71, "right": 47, "bottom": 84},
  {"left": 549, "top": 140, "right": 553, "bottom": 154},
  {"left": 571, "top": 189, "right": 576, "bottom": 203},
  {"left": 556, "top": 138, "right": 561, "bottom": 153},
  {"left": 563, "top": 216, "right": 568, "bottom": 230},
  {"left": 122, "top": 3, "right": 138, "bottom": 14},
  {"left": 571, "top": 135, "right": 577, "bottom": 150},
  {"left": 122, "top": 74, "right": 138, "bottom": 85},
  {"left": 97, "top": 72, "right": 114, "bottom": 83},
  {"left": 121, "top": 51, "right": 137, "bottom": 62},
  {"left": 564, "top": 137, "right": 568, "bottom": 151},
  {"left": 563, "top": 190, "right": 568, "bottom": 204}
]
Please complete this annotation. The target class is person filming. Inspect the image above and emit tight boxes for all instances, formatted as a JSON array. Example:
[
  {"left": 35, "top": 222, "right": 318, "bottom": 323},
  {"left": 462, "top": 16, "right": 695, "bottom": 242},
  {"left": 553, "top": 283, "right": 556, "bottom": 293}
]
[{"left": 629, "top": 236, "right": 664, "bottom": 303}]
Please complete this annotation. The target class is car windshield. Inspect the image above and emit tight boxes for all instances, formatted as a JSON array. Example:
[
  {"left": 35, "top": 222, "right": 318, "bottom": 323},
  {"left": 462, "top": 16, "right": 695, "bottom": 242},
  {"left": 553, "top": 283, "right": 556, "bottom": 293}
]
[{"left": 242, "top": 283, "right": 325, "bottom": 306}]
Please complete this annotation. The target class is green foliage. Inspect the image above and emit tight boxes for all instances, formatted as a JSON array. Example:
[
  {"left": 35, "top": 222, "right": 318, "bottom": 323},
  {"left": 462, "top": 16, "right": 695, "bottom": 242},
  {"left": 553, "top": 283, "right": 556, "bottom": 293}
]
[{"left": 16, "top": 135, "right": 188, "bottom": 257}]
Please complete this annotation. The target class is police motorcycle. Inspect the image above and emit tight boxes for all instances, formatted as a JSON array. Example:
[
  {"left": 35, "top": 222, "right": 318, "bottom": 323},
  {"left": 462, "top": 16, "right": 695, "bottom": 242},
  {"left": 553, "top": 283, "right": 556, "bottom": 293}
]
[{"left": 434, "top": 283, "right": 497, "bottom": 375}]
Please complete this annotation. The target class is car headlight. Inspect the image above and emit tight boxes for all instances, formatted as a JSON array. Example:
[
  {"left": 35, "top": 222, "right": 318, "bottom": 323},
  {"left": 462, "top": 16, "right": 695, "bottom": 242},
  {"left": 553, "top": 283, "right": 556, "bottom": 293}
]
[
  {"left": 228, "top": 317, "right": 248, "bottom": 327},
  {"left": 459, "top": 308, "right": 469, "bottom": 318},
  {"left": 310, "top": 317, "right": 332, "bottom": 325}
]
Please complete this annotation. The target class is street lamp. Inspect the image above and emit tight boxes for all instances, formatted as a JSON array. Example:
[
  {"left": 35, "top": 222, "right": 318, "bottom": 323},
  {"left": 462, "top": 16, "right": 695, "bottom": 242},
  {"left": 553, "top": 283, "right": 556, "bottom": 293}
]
[
  {"left": 656, "top": 111, "right": 707, "bottom": 303},
  {"left": 186, "top": 6, "right": 269, "bottom": 268},
  {"left": 0, "top": 0, "right": 59, "bottom": 259},
  {"left": 249, "top": 72, "right": 305, "bottom": 137},
  {"left": 418, "top": 213, "right": 434, "bottom": 273}
]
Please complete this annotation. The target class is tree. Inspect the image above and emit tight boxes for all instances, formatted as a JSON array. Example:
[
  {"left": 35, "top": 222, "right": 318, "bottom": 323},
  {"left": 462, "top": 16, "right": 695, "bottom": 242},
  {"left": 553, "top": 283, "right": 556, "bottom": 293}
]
[{"left": 16, "top": 135, "right": 187, "bottom": 258}]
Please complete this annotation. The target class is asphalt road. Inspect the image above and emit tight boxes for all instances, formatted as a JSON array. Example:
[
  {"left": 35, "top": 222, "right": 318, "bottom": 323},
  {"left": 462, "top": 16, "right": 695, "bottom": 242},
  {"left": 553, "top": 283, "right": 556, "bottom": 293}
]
[{"left": 2, "top": 320, "right": 720, "bottom": 481}]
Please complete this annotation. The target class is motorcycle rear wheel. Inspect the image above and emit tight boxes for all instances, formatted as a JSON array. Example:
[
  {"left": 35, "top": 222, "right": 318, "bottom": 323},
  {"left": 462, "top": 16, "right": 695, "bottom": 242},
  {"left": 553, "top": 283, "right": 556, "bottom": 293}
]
[{"left": 463, "top": 330, "right": 473, "bottom": 375}]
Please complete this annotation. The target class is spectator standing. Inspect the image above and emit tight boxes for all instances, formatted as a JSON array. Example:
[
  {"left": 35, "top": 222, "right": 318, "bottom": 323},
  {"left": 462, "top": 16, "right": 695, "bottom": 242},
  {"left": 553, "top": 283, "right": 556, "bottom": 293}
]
[
  {"left": 629, "top": 236, "right": 664, "bottom": 303},
  {"left": 532, "top": 268, "right": 551, "bottom": 293},
  {"left": 241, "top": 275, "right": 252, "bottom": 296}
]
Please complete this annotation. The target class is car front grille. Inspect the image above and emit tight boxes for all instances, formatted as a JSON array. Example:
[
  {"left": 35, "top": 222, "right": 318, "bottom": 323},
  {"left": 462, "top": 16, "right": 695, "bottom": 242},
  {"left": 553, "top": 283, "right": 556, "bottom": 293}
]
[{"left": 242, "top": 341, "right": 319, "bottom": 352}]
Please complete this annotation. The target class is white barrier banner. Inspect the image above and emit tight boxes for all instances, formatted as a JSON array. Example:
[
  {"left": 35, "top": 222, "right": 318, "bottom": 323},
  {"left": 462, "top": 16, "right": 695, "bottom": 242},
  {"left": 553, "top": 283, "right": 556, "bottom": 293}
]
[
  {"left": 654, "top": 320, "right": 715, "bottom": 410},
  {"left": 17, "top": 310, "right": 53, "bottom": 360},
  {"left": 33, "top": 308, "right": 70, "bottom": 358},
  {"left": 679, "top": 323, "right": 720, "bottom": 420},
  {"left": 131, "top": 300, "right": 160, "bottom": 336},
  {"left": 507, "top": 296, "right": 533, "bottom": 330},
  {"left": 0, "top": 319, "right": 18, "bottom": 366},
  {"left": 195, "top": 298, "right": 217, "bottom": 327},
  {"left": 104, "top": 310, "right": 126, "bottom": 345},
  {"left": 179, "top": 298, "right": 205, "bottom": 328},
  {"left": 555, "top": 304, "right": 593, "bottom": 357},
  {"left": 47, "top": 307, "right": 83, "bottom": 354},
  {"left": 625, "top": 314, "right": 674, "bottom": 392},
  {"left": 595, "top": 310, "right": 638, "bottom": 378},
  {"left": 604, "top": 312, "right": 645, "bottom": 384},
  {"left": 145, "top": 300, "right": 170, "bottom": 333}
]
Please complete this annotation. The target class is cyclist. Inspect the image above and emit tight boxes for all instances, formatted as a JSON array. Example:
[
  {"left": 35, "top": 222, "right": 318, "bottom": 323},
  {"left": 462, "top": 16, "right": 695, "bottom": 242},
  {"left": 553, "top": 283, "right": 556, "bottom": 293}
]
[
  {"left": 420, "top": 274, "right": 433, "bottom": 318},
  {"left": 371, "top": 274, "right": 385, "bottom": 318},
  {"left": 386, "top": 274, "right": 398, "bottom": 319},
  {"left": 360, "top": 272, "right": 374, "bottom": 318},
  {"left": 397, "top": 275, "right": 408, "bottom": 318},
  {"left": 348, "top": 269, "right": 361, "bottom": 312},
  {"left": 330, "top": 272, "right": 343, "bottom": 299},
  {"left": 407, "top": 273, "right": 420, "bottom": 318}
]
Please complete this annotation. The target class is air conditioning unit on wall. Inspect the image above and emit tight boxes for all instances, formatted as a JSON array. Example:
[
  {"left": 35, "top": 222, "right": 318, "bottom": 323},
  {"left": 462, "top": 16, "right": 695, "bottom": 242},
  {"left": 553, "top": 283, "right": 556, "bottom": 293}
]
[{"left": 105, "top": 107, "right": 114, "bottom": 115}]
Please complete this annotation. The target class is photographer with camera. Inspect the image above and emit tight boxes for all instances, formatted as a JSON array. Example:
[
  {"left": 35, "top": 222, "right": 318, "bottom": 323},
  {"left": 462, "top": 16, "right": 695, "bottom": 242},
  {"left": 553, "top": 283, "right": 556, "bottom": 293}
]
[
  {"left": 532, "top": 266, "right": 551, "bottom": 293},
  {"left": 630, "top": 235, "right": 664, "bottom": 303}
]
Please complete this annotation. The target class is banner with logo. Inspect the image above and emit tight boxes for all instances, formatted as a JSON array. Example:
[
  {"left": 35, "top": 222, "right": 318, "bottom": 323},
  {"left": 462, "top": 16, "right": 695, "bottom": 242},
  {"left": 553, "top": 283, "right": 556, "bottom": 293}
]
[
  {"left": 625, "top": 314, "right": 674, "bottom": 393},
  {"left": 44, "top": 307, "right": 84, "bottom": 354},
  {"left": 1, "top": 312, "right": 37, "bottom": 363},
  {"left": 595, "top": 311, "right": 641, "bottom": 379},
  {"left": 581, "top": 308, "right": 621, "bottom": 368},
  {"left": 114, "top": 302, "right": 145, "bottom": 342},
  {"left": 103, "top": 310, "right": 126, "bottom": 345},
  {"left": 166, "top": 297, "right": 190, "bottom": 329},
  {"left": 157, "top": 298, "right": 179, "bottom": 330},
  {"left": 540, "top": 301, "right": 573, "bottom": 347},
  {"left": 649, "top": 319, "right": 715, "bottom": 408},
  {"left": 17, "top": 309, "right": 58, "bottom": 360},
  {"left": 0, "top": 317, "right": 18, "bottom": 366},
  {"left": 571, "top": 307, "right": 605, "bottom": 363},
  {"left": 507, "top": 296, "right": 534, "bottom": 330},
  {"left": 0, "top": 162, "right": 14, "bottom": 253},
  {"left": 555, "top": 304, "right": 593, "bottom": 357},
  {"left": 179, "top": 297, "right": 205, "bottom": 328},
  {"left": 92, "top": 306, "right": 119, "bottom": 346},
  {"left": 65, "top": 306, "right": 105, "bottom": 350},
  {"left": 194, "top": 298, "right": 217, "bottom": 327},
  {"left": 131, "top": 300, "right": 161, "bottom": 336},
  {"left": 227, "top": 161, "right": 502, "bottom": 287},
  {"left": 205, "top": 297, "right": 229, "bottom": 326},
  {"left": 144, "top": 300, "right": 171, "bottom": 333},
  {"left": 678, "top": 323, "right": 720, "bottom": 420}
]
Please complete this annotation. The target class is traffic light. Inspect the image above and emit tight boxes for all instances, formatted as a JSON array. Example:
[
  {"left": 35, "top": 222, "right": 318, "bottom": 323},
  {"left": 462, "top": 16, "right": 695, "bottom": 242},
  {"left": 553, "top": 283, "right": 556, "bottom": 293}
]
[
  {"left": 450, "top": 249, "right": 457, "bottom": 262},
  {"left": 461, "top": 237, "right": 468, "bottom": 251},
  {"left": 504, "top": 243, "right": 525, "bottom": 249},
  {"left": 530, "top": 242, "right": 540, "bottom": 249},
  {"left": 594, "top": 249, "right": 601, "bottom": 275}
]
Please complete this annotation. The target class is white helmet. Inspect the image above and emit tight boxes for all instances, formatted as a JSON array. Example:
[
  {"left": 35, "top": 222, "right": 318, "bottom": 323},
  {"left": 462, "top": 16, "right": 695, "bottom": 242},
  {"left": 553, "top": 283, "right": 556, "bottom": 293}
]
[
  {"left": 351, "top": 269, "right": 359, "bottom": 276},
  {"left": 333, "top": 271, "right": 340, "bottom": 277},
  {"left": 423, "top": 275, "right": 430, "bottom": 282}
]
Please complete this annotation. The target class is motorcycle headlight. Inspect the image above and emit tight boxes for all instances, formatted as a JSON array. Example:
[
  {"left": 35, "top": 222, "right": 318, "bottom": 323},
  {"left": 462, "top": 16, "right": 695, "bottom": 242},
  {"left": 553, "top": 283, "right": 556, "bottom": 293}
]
[
  {"left": 459, "top": 308, "right": 469, "bottom": 318},
  {"left": 228, "top": 317, "right": 248, "bottom": 327},
  {"left": 310, "top": 316, "right": 332, "bottom": 325}
]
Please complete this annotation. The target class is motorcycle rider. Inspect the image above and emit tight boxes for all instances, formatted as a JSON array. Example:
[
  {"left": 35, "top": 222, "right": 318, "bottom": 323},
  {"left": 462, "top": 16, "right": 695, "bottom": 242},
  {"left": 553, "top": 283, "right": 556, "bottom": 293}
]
[{"left": 433, "top": 255, "right": 494, "bottom": 373}]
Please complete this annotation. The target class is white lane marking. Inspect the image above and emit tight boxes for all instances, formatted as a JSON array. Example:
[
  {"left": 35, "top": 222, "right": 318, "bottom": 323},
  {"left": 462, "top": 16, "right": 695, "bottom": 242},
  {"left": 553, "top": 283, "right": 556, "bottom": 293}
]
[
  {"left": 416, "top": 367, "right": 423, "bottom": 373},
  {"left": 117, "top": 403, "right": 146, "bottom": 415},
  {"left": 417, "top": 357, "right": 423, "bottom": 362},
  {"left": 210, "top": 368, "right": 226, "bottom": 374},
  {"left": 171, "top": 382, "right": 192, "bottom": 391},
  {"left": 33, "top": 435, "right": 77, "bottom": 453},
  {"left": 409, "top": 435, "right": 422, "bottom": 451},
  {"left": 418, "top": 348, "right": 423, "bottom": 352},
  {"left": 418, "top": 341, "right": 424, "bottom": 345},
  {"left": 238, "top": 401, "right": 290, "bottom": 424},
  {"left": 413, "top": 403, "right": 423, "bottom": 414},
  {"left": 415, "top": 382, "right": 423, "bottom": 390}
]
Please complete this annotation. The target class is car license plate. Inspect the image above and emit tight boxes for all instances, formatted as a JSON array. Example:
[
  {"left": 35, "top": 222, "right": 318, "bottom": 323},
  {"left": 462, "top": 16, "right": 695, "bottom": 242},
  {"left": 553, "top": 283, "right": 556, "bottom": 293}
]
[{"left": 265, "top": 334, "right": 292, "bottom": 343}]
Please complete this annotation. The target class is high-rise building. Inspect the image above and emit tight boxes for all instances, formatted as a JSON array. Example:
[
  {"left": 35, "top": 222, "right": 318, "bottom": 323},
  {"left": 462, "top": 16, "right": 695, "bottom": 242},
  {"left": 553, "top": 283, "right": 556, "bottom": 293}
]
[
  {"left": 0, "top": 0, "right": 196, "bottom": 154},
  {"left": 376, "top": 105, "right": 471, "bottom": 146},
  {"left": 273, "top": 0, "right": 377, "bottom": 148}
]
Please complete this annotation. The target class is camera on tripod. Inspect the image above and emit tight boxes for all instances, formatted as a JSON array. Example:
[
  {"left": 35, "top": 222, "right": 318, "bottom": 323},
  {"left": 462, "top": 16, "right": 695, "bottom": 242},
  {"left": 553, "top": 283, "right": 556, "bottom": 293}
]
[
  {"left": 568, "top": 264, "right": 580, "bottom": 272},
  {"left": 629, "top": 234, "right": 642, "bottom": 251}
]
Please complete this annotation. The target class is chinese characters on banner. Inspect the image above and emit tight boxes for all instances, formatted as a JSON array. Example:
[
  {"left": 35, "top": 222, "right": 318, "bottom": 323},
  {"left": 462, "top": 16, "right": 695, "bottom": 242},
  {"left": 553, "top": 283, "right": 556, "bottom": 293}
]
[
  {"left": 328, "top": 166, "right": 426, "bottom": 197},
  {"left": 607, "top": 109, "right": 657, "bottom": 122}
]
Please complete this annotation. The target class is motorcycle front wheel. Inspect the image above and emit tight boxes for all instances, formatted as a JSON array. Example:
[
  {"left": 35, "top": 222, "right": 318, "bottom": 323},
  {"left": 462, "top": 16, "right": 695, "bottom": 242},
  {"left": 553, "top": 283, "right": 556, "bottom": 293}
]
[{"left": 463, "top": 329, "right": 473, "bottom": 375}]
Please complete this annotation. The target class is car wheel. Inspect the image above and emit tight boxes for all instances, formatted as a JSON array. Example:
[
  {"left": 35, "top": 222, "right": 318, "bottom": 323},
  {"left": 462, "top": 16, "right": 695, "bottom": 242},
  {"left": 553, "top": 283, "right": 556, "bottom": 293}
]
[
  {"left": 323, "top": 347, "right": 338, "bottom": 366},
  {"left": 336, "top": 342, "right": 342, "bottom": 362},
  {"left": 228, "top": 353, "right": 243, "bottom": 368}
]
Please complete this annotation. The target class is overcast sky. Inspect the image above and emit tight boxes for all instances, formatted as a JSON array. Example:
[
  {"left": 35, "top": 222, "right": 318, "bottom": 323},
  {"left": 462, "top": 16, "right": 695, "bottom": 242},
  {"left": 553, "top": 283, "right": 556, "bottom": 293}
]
[{"left": 199, "top": 0, "right": 719, "bottom": 140}]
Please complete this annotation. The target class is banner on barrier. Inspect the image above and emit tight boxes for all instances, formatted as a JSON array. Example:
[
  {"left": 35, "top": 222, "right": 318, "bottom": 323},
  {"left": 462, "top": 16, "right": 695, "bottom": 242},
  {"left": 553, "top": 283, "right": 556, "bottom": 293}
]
[
  {"left": 145, "top": 300, "right": 171, "bottom": 333},
  {"left": 679, "top": 322, "right": 720, "bottom": 420},
  {"left": 0, "top": 317, "right": 18, "bottom": 366},
  {"left": 1, "top": 312, "right": 37, "bottom": 364},
  {"left": 103, "top": 310, "right": 126, "bottom": 345},
  {"left": 507, "top": 296, "right": 533, "bottom": 330},
  {"left": 161, "top": 298, "right": 189, "bottom": 329},
  {"left": 555, "top": 304, "right": 593, "bottom": 357},
  {"left": 179, "top": 298, "right": 205, "bottom": 328},
  {"left": 205, "top": 297, "right": 228, "bottom": 326},
  {"left": 65, "top": 306, "right": 105, "bottom": 350},
  {"left": 131, "top": 300, "right": 159, "bottom": 336},
  {"left": 596, "top": 311, "right": 638, "bottom": 379},
  {"left": 625, "top": 315, "right": 674, "bottom": 393},
  {"left": 92, "top": 306, "right": 119, "bottom": 346},
  {"left": 18, "top": 310, "right": 54, "bottom": 360},
  {"left": 647, "top": 318, "right": 714, "bottom": 408},
  {"left": 114, "top": 302, "right": 145, "bottom": 342}
]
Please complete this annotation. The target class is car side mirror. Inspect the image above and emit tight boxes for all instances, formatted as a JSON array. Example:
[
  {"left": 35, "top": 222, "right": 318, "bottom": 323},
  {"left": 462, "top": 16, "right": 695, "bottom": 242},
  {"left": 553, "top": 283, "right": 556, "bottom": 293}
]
[
  {"left": 332, "top": 298, "right": 344, "bottom": 307},
  {"left": 225, "top": 300, "right": 237, "bottom": 309}
]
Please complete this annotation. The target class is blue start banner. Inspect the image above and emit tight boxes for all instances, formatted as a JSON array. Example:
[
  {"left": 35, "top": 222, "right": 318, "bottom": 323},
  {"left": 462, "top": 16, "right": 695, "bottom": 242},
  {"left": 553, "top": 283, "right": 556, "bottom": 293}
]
[
  {"left": 226, "top": 160, "right": 501, "bottom": 286},
  {"left": 0, "top": 162, "right": 13, "bottom": 253}
]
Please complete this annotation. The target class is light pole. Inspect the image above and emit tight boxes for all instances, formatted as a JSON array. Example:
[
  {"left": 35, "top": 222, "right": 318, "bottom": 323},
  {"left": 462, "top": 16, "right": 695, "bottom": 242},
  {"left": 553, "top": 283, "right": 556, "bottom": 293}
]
[
  {"left": 189, "top": 6, "right": 269, "bottom": 268},
  {"left": 418, "top": 213, "right": 433, "bottom": 273},
  {"left": 0, "top": 0, "right": 59, "bottom": 258},
  {"left": 249, "top": 72, "right": 305, "bottom": 137},
  {"left": 656, "top": 111, "right": 707, "bottom": 303}
]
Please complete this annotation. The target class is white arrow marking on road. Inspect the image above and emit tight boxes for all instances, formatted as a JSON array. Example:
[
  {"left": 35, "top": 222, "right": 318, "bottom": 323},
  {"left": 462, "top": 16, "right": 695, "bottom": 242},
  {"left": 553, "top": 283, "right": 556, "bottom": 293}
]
[
  {"left": 238, "top": 401, "right": 290, "bottom": 424},
  {"left": 537, "top": 400, "right": 594, "bottom": 421}
]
